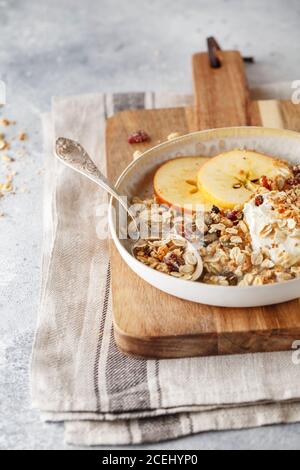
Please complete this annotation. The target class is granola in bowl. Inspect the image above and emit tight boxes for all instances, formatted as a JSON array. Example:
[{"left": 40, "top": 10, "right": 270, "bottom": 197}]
[
  {"left": 130, "top": 161, "right": 300, "bottom": 287},
  {"left": 132, "top": 236, "right": 201, "bottom": 281}
]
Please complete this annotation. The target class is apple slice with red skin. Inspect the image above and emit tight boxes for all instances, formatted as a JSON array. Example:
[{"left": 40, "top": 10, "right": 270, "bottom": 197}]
[{"left": 153, "top": 156, "right": 210, "bottom": 212}]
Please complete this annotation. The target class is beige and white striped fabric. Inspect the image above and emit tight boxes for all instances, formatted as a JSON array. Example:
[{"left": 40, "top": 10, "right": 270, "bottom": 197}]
[{"left": 31, "top": 88, "right": 300, "bottom": 446}]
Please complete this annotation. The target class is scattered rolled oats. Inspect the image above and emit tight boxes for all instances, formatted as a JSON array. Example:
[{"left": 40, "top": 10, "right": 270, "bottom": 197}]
[
  {"left": 0, "top": 116, "right": 29, "bottom": 201},
  {"left": 19, "top": 186, "right": 29, "bottom": 193},
  {"left": 184, "top": 252, "right": 197, "bottom": 265},
  {"left": 226, "top": 227, "right": 239, "bottom": 235},
  {"left": 0, "top": 118, "right": 15, "bottom": 126},
  {"left": 170, "top": 271, "right": 182, "bottom": 278},
  {"left": 132, "top": 235, "right": 199, "bottom": 279},
  {"left": 18, "top": 132, "right": 28, "bottom": 141},
  {"left": 230, "top": 236, "right": 243, "bottom": 244},
  {"left": 261, "top": 259, "right": 275, "bottom": 269},
  {"left": 239, "top": 221, "right": 249, "bottom": 233},
  {"left": 291, "top": 266, "right": 300, "bottom": 277},
  {"left": 260, "top": 224, "right": 274, "bottom": 238},
  {"left": 1, "top": 155, "right": 14, "bottom": 162},
  {"left": 238, "top": 273, "right": 254, "bottom": 286},
  {"left": 251, "top": 251, "right": 264, "bottom": 266},
  {"left": 179, "top": 264, "right": 195, "bottom": 274},
  {"left": 133, "top": 150, "right": 142, "bottom": 161},
  {"left": 287, "top": 218, "right": 296, "bottom": 230},
  {"left": 253, "top": 276, "right": 263, "bottom": 286},
  {"left": 236, "top": 252, "right": 246, "bottom": 266},
  {"left": 209, "top": 223, "right": 226, "bottom": 233},
  {"left": 0, "top": 174, "right": 13, "bottom": 192},
  {"left": 0, "top": 139, "right": 8, "bottom": 150},
  {"left": 276, "top": 272, "right": 293, "bottom": 282},
  {"left": 167, "top": 132, "right": 181, "bottom": 141}
]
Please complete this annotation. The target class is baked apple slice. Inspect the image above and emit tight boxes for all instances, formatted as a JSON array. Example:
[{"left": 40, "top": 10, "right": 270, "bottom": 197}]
[
  {"left": 197, "top": 149, "right": 291, "bottom": 209},
  {"left": 154, "top": 156, "right": 210, "bottom": 211}
]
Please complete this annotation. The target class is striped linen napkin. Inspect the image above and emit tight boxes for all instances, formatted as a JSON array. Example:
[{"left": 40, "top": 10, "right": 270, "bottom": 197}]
[{"left": 31, "top": 88, "right": 300, "bottom": 446}]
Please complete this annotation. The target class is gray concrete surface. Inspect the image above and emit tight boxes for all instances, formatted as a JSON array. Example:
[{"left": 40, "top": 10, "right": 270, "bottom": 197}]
[{"left": 0, "top": 0, "right": 300, "bottom": 450}]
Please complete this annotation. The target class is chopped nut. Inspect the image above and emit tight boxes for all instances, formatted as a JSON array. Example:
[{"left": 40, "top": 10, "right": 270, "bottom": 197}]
[{"left": 18, "top": 132, "right": 27, "bottom": 141}]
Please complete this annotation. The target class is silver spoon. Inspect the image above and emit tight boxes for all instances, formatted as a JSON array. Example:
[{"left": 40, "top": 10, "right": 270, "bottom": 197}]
[
  {"left": 55, "top": 137, "right": 139, "bottom": 233},
  {"left": 55, "top": 137, "right": 203, "bottom": 281}
]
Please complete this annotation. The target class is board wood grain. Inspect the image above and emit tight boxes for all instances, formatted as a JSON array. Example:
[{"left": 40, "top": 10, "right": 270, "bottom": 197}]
[
  {"left": 192, "top": 51, "right": 261, "bottom": 129},
  {"left": 106, "top": 51, "right": 300, "bottom": 358}
]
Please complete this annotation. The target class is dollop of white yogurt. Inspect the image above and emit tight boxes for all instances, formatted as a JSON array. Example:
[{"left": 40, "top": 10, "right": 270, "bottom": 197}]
[{"left": 243, "top": 193, "right": 300, "bottom": 267}]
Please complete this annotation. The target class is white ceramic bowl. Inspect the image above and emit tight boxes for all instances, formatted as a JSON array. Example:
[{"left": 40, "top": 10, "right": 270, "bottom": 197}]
[{"left": 108, "top": 127, "right": 300, "bottom": 307}]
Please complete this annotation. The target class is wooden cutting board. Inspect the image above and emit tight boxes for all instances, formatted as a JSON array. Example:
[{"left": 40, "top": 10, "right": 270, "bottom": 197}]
[{"left": 106, "top": 50, "right": 300, "bottom": 359}]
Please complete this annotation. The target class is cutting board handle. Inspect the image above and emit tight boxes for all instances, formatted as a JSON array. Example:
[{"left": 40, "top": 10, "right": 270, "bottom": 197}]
[{"left": 192, "top": 50, "right": 255, "bottom": 129}]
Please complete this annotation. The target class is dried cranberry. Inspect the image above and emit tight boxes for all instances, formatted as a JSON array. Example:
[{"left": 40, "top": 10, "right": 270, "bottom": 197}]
[
  {"left": 164, "top": 252, "right": 185, "bottom": 272},
  {"left": 255, "top": 195, "right": 264, "bottom": 206},
  {"left": 261, "top": 175, "right": 272, "bottom": 190},
  {"left": 286, "top": 175, "right": 300, "bottom": 186},
  {"left": 226, "top": 210, "right": 238, "bottom": 221},
  {"left": 128, "top": 130, "right": 150, "bottom": 144},
  {"left": 211, "top": 205, "right": 220, "bottom": 214}
]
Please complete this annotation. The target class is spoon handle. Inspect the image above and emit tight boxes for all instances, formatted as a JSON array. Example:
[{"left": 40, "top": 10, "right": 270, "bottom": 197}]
[{"left": 55, "top": 137, "right": 131, "bottom": 217}]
